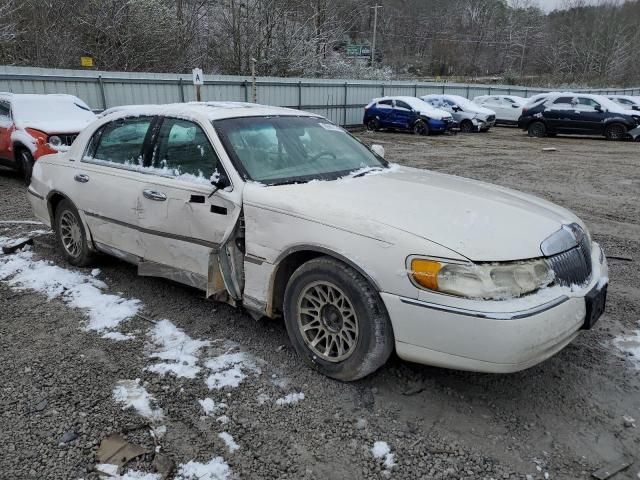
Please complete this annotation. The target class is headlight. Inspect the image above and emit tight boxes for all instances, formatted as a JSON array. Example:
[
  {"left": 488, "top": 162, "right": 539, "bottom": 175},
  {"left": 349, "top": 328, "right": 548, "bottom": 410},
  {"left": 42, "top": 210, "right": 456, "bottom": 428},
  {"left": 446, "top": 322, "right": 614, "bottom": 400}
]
[
  {"left": 409, "top": 258, "right": 554, "bottom": 300},
  {"left": 48, "top": 135, "right": 62, "bottom": 147}
]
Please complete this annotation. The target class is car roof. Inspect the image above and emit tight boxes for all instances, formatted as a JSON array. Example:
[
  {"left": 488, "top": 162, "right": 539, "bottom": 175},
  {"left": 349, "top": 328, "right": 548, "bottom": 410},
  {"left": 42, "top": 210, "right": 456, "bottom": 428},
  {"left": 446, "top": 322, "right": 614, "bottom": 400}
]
[
  {"left": 100, "top": 102, "right": 318, "bottom": 122},
  {"left": 0, "top": 92, "right": 82, "bottom": 101}
]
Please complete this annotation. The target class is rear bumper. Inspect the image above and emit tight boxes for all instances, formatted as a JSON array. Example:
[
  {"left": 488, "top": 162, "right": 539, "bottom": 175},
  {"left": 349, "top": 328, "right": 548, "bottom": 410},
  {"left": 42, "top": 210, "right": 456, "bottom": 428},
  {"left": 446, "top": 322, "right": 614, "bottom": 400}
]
[{"left": 382, "top": 243, "right": 608, "bottom": 373}]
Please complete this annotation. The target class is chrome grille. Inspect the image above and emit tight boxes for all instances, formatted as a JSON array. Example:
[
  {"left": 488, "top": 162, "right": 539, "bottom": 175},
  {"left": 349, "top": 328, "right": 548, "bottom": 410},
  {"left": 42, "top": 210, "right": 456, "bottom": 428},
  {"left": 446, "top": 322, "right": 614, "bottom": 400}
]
[
  {"left": 60, "top": 134, "right": 78, "bottom": 146},
  {"left": 546, "top": 239, "right": 592, "bottom": 286}
]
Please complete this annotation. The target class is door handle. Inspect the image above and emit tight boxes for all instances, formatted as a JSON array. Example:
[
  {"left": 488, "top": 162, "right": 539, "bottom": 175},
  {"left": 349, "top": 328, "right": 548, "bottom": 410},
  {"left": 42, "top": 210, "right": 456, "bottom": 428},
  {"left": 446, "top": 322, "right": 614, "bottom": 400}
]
[
  {"left": 74, "top": 174, "right": 89, "bottom": 183},
  {"left": 143, "top": 189, "right": 167, "bottom": 201}
]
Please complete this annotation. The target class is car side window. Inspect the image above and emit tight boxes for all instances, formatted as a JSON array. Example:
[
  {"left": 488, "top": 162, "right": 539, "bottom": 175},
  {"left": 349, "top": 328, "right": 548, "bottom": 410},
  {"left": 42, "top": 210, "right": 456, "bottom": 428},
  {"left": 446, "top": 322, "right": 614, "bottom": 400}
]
[
  {"left": 377, "top": 100, "right": 393, "bottom": 109},
  {"left": 576, "top": 97, "right": 599, "bottom": 110},
  {"left": 395, "top": 100, "right": 412, "bottom": 111},
  {"left": 153, "top": 118, "right": 220, "bottom": 179},
  {"left": 0, "top": 101, "right": 11, "bottom": 127},
  {"left": 553, "top": 97, "right": 574, "bottom": 105},
  {"left": 89, "top": 117, "right": 153, "bottom": 166}
]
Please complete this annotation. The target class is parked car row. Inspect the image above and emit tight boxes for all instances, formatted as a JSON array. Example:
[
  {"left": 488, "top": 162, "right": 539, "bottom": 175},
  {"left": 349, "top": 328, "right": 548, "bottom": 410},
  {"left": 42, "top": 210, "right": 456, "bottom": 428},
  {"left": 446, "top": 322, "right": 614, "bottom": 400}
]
[{"left": 363, "top": 91, "right": 640, "bottom": 141}]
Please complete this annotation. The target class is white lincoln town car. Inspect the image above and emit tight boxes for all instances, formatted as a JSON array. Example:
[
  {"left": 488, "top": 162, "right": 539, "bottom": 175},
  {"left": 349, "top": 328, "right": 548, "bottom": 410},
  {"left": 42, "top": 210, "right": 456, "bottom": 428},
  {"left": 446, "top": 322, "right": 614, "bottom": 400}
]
[{"left": 27, "top": 102, "right": 608, "bottom": 381}]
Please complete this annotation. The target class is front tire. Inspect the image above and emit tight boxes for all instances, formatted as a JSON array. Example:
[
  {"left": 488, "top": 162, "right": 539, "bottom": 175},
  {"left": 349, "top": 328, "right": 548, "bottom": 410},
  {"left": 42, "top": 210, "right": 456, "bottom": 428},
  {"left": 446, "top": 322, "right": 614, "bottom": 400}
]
[
  {"left": 604, "top": 123, "right": 627, "bottom": 140},
  {"left": 19, "top": 149, "right": 34, "bottom": 185},
  {"left": 54, "top": 199, "right": 95, "bottom": 267},
  {"left": 459, "top": 120, "right": 474, "bottom": 133},
  {"left": 527, "top": 121, "right": 547, "bottom": 138},
  {"left": 413, "top": 120, "right": 429, "bottom": 136},
  {"left": 283, "top": 257, "right": 394, "bottom": 381}
]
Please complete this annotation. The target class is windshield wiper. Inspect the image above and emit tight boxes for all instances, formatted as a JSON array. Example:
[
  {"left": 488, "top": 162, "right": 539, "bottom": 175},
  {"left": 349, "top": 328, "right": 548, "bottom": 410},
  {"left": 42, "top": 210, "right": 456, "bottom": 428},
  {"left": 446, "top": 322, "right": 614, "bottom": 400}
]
[{"left": 351, "top": 167, "right": 385, "bottom": 178}]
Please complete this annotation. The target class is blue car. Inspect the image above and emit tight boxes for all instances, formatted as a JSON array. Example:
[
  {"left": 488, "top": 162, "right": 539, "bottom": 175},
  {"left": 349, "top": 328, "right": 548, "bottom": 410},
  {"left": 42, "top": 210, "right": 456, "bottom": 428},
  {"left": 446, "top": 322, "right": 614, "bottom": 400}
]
[{"left": 363, "top": 96, "right": 454, "bottom": 135}]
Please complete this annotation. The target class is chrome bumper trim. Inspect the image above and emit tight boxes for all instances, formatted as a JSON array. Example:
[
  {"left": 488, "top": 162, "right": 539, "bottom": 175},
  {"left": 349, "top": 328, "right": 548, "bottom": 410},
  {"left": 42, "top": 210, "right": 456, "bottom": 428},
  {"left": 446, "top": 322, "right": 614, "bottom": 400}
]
[{"left": 399, "top": 295, "right": 570, "bottom": 320}]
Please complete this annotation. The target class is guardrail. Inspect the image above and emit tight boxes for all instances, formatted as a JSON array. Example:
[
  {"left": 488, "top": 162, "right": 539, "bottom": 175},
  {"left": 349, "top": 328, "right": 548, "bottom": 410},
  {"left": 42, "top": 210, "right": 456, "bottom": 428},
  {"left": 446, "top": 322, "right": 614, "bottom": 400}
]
[{"left": 1, "top": 66, "right": 638, "bottom": 126}]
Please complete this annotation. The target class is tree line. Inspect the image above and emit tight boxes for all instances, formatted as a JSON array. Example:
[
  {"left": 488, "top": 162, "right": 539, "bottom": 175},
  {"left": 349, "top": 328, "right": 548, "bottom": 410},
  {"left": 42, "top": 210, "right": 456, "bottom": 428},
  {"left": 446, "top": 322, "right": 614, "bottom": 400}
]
[{"left": 0, "top": 0, "right": 638, "bottom": 87}]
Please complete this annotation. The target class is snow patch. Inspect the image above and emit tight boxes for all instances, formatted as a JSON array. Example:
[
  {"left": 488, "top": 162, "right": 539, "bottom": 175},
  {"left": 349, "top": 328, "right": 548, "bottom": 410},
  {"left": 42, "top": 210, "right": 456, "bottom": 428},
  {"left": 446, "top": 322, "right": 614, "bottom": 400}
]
[
  {"left": 371, "top": 441, "right": 396, "bottom": 469},
  {"left": 218, "top": 432, "right": 240, "bottom": 453},
  {"left": 199, "top": 398, "right": 227, "bottom": 416},
  {"left": 0, "top": 249, "right": 140, "bottom": 332},
  {"left": 614, "top": 329, "right": 640, "bottom": 368},
  {"left": 102, "top": 331, "right": 135, "bottom": 341},
  {"left": 275, "top": 392, "right": 305, "bottom": 406},
  {"left": 175, "top": 457, "right": 231, "bottom": 480},
  {"left": 96, "top": 464, "right": 161, "bottom": 480},
  {"left": 204, "top": 351, "right": 260, "bottom": 390},
  {"left": 146, "top": 320, "right": 210, "bottom": 379},
  {"left": 112, "top": 379, "right": 164, "bottom": 423}
]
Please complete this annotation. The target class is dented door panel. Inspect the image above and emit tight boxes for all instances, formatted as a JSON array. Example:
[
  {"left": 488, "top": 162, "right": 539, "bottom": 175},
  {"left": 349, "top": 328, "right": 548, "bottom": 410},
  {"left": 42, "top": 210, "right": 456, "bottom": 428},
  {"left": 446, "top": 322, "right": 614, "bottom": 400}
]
[{"left": 135, "top": 176, "right": 241, "bottom": 289}]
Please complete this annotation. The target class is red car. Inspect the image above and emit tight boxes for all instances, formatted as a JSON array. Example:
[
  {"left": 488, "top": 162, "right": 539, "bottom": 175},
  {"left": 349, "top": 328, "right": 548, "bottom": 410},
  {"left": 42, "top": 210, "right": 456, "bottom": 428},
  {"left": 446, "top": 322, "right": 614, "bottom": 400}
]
[{"left": 0, "top": 93, "right": 96, "bottom": 184}]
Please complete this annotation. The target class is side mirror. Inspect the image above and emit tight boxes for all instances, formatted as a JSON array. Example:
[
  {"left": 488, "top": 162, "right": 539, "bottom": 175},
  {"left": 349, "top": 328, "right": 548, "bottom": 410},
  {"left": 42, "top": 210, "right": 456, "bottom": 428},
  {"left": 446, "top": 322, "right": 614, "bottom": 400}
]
[
  {"left": 211, "top": 169, "right": 231, "bottom": 190},
  {"left": 371, "top": 144, "right": 385, "bottom": 158},
  {"left": 595, "top": 105, "right": 603, "bottom": 112},
  {"left": 512, "top": 104, "right": 520, "bottom": 108},
  {"left": 632, "top": 105, "right": 640, "bottom": 111},
  {"left": 452, "top": 106, "right": 461, "bottom": 112}
]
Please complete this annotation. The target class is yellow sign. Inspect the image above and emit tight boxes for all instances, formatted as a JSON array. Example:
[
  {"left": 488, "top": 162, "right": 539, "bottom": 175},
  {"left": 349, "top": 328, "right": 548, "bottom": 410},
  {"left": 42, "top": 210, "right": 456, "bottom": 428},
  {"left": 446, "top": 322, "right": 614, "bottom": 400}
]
[{"left": 80, "top": 57, "right": 94, "bottom": 67}]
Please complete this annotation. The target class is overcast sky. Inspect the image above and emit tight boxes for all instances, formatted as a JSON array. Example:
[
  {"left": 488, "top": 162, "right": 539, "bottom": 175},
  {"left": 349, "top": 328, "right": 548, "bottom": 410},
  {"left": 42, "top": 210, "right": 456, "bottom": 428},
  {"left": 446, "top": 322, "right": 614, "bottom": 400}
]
[{"left": 534, "top": 0, "right": 607, "bottom": 12}]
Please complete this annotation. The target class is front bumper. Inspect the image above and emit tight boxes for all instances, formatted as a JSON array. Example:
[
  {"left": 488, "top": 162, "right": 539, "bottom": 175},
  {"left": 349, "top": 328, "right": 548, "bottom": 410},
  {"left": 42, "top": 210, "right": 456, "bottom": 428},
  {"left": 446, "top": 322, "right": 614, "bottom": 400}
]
[
  {"left": 474, "top": 117, "right": 495, "bottom": 131},
  {"left": 382, "top": 243, "right": 608, "bottom": 373},
  {"left": 428, "top": 119, "right": 453, "bottom": 133}
]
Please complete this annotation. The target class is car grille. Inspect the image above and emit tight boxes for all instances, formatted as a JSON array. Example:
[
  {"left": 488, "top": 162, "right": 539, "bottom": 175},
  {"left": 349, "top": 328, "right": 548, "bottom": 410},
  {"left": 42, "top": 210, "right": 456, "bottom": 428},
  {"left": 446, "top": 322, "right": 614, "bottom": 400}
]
[
  {"left": 546, "top": 238, "right": 593, "bottom": 286},
  {"left": 487, "top": 115, "right": 496, "bottom": 123},
  {"left": 60, "top": 134, "right": 78, "bottom": 146}
]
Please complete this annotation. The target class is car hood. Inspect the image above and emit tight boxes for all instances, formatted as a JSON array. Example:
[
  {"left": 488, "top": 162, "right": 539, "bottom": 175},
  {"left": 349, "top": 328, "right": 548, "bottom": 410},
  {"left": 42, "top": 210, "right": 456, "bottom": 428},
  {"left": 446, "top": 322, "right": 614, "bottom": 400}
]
[
  {"left": 418, "top": 107, "right": 452, "bottom": 121},
  {"left": 14, "top": 118, "right": 95, "bottom": 135},
  {"left": 471, "top": 105, "right": 496, "bottom": 117},
  {"left": 243, "top": 165, "right": 581, "bottom": 262}
]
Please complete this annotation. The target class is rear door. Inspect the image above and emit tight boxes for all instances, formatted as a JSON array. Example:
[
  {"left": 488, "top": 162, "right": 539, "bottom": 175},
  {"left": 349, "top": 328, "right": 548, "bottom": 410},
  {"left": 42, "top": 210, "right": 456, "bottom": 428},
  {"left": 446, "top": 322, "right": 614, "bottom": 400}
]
[
  {"left": 0, "top": 100, "right": 13, "bottom": 165},
  {"left": 480, "top": 97, "right": 504, "bottom": 120},
  {"left": 544, "top": 97, "right": 578, "bottom": 132},
  {"left": 374, "top": 99, "right": 394, "bottom": 128},
  {"left": 136, "top": 116, "right": 241, "bottom": 294},
  {"left": 76, "top": 116, "right": 156, "bottom": 258}
]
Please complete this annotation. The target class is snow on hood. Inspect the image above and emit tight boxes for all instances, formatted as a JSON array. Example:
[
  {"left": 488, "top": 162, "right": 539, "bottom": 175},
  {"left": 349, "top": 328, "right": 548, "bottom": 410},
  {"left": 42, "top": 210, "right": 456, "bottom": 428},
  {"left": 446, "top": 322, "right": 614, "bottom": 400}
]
[
  {"left": 244, "top": 165, "right": 581, "bottom": 262},
  {"left": 11, "top": 94, "right": 97, "bottom": 134}
]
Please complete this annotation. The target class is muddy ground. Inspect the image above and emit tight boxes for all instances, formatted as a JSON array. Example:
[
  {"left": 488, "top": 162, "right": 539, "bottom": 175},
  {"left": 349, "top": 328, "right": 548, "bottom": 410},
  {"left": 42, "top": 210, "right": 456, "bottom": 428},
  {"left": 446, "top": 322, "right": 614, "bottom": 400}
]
[{"left": 0, "top": 127, "right": 639, "bottom": 479}]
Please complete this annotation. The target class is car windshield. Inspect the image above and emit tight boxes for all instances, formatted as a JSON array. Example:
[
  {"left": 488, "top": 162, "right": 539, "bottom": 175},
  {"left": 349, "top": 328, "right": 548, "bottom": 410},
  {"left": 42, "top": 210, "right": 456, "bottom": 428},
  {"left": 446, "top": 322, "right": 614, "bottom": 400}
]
[{"left": 214, "top": 116, "right": 387, "bottom": 185}]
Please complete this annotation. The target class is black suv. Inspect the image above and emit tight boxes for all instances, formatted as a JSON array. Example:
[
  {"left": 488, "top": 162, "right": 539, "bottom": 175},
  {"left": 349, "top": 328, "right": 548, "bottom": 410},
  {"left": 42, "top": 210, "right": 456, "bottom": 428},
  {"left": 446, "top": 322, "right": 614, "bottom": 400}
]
[{"left": 518, "top": 94, "right": 640, "bottom": 140}]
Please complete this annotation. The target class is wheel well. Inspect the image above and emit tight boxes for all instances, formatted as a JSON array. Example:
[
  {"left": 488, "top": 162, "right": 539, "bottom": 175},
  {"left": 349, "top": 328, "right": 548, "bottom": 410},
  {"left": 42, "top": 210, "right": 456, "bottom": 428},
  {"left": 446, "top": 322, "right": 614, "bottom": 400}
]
[
  {"left": 47, "top": 192, "right": 68, "bottom": 226},
  {"left": 269, "top": 248, "right": 380, "bottom": 316},
  {"left": 12, "top": 142, "right": 29, "bottom": 161},
  {"left": 270, "top": 250, "right": 323, "bottom": 315}
]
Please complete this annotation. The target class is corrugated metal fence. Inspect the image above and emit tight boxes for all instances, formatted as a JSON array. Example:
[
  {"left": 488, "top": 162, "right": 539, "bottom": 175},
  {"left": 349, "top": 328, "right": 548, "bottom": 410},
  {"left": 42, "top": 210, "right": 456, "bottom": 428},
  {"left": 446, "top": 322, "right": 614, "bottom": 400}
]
[{"left": 1, "top": 66, "right": 638, "bottom": 126}]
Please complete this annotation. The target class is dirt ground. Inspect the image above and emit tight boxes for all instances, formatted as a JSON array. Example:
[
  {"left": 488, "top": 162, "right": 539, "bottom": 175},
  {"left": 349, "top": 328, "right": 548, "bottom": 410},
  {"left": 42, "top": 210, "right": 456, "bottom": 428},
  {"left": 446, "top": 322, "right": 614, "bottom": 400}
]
[{"left": 0, "top": 127, "right": 639, "bottom": 480}]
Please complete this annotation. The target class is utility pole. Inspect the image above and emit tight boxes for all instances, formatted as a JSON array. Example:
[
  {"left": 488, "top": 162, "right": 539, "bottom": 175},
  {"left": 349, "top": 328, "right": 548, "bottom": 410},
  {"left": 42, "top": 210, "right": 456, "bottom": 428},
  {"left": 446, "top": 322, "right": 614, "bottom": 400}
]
[
  {"left": 251, "top": 58, "right": 257, "bottom": 103},
  {"left": 370, "top": 5, "right": 382, "bottom": 66}
]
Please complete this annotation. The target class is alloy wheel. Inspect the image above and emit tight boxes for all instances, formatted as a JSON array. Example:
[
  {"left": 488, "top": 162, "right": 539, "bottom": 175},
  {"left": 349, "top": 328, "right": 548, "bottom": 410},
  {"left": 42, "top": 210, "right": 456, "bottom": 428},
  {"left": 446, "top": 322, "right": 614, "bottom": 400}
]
[
  {"left": 296, "top": 280, "right": 359, "bottom": 362},
  {"left": 59, "top": 211, "right": 83, "bottom": 258}
]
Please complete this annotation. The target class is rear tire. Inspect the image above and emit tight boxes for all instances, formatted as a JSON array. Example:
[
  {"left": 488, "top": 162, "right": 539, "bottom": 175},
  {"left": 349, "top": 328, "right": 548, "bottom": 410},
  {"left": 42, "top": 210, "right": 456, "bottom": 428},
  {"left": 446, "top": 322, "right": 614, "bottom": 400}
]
[
  {"left": 459, "top": 120, "right": 474, "bottom": 133},
  {"left": 366, "top": 118, "right": 380, "bottom": 132},
  {"left": 54, "top": 199, "right": 95, "bottom": 267},
  {"left": 413, "top": 120, "right": 429, "bottom": 136},
  {"left": 18, "top": 149, "right": 34, "bottom": 186},
  {"left": 283, "top": 257, "right": 394, "bottom": 381},
  {"left": 604, "top": 123, "right": 627, "bottom": 140},
  {"left": 527, "top": 121, "right": 547, "bottom": 138}
]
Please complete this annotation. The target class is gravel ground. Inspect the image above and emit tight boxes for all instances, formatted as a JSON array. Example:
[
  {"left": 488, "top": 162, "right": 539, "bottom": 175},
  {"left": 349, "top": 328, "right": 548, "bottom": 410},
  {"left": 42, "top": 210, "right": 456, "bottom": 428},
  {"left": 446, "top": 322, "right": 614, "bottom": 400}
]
[{"left": 1, "top": 127, "right": 639, "bottom": 480}]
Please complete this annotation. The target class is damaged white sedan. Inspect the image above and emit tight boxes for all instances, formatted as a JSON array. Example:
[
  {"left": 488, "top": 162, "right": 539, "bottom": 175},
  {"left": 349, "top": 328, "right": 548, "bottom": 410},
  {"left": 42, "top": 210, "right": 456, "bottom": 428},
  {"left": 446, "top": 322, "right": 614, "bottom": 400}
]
[{"left": 28, "top": 102, "right": 608, "bottom": 381}]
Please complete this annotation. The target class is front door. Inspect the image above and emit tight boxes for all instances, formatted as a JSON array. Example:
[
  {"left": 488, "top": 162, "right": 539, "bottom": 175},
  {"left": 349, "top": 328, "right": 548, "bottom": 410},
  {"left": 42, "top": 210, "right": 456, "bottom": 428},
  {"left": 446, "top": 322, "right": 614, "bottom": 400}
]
[
  {"left": 136, "top": 117, "right": 241, "bottom": 293},
  {"left": 391, "top": 100, "right": 414, "bottom": 129}
]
